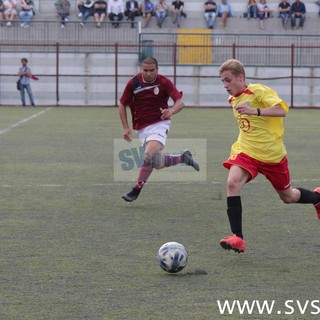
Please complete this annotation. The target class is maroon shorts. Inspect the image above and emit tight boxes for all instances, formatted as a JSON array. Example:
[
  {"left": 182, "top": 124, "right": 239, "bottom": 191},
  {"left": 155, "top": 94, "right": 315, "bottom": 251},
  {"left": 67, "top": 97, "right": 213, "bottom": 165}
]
[{"left": 223, "top": 153, "right": 291, "bottom": 191}]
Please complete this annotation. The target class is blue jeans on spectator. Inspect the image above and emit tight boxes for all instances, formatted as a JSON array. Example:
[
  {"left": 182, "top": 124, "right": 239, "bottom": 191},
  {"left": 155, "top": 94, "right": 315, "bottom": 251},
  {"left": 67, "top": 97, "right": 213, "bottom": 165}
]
[
  {"left": 60, "top": 12, "right": 70, "bottom": 25},
  {"left": 291, "top": 13, "right": 305, "bottom": 29},
  {"left": 82, "top": 10, "right": 93, "bottom": 24},
  {"left": 279, "top": 12, "right": 289, "bottom": 28},
  {"left": 247, "top": 6, "right": 257, "bottom": 18},
  {"left": 109, "top": 13, "right": 123, "bottom": 27},
  {"left": 19, "top": 10, "right": 33, "bottom": 26},
  {"left": 20, "top": 84, "right": 35, "bottom": 106},
  {"left": 204, "top": 12, "right": 216, "bottom": 28},
  {"left": 155, "top": 11, "right": 167, "bottom": 26}
]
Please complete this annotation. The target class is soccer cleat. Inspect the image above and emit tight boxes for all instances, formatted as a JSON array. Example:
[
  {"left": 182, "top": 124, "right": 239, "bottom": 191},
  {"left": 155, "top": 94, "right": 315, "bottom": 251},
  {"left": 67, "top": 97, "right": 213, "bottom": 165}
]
[
  {"left": 314, "top": 187, "right": 320, "bottom": 219},
  {"left": 122, "top": 187, "right": 141, "bottom": 202},
  {"left": 181, "top": 149, "right": 200, "bottom": 171},
  {"left": 220, "top": 234, "right": 246, "bottom": 253}
]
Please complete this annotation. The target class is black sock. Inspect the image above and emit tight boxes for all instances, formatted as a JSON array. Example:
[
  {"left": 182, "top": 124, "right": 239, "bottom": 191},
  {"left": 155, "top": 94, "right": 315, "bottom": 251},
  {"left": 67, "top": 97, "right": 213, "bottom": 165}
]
[
  {"left": 227, "top": 196, "right": 243, "bottom": 239},
  {"left": 297, "top": 188, "right": 320, "bottom": 204}
]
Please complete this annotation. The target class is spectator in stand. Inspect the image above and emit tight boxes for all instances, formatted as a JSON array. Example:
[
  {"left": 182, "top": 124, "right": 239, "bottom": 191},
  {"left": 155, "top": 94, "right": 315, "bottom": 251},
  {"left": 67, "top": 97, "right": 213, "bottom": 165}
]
[
  {"left": 204, "top": 0, "right": 217, "bottom": 29},
  {"left": 77, "top": 0, "right": 84, "bottom": 17},
  {"left": 257, "top": 0, "right": 272, "bottom": 29},
  {"left": 246, "top": 0, "right": 257, "bottom": 19},
  {"left": 290, "top": 0, "right": 305, "bottom": 30},
  {"left": 125, "top": 0, "right": 140, "bottom": 28},
  {"left": 0, "top": 0, "right": 5, "bottom": 26},
  {"left": 108, "top": 0, "right": 124, "bottom": 28},
  {"left": 155, "top": 0, "right": 168, "bottom": 28},
  {"left": 217, "top": 0, "right": 234, "bottom": 29},
  {"left": 141, "top": 0, "right": 154, "bottom": 28},
  {"left": 172, "top": 0, "right": 184, "bottom": 27},
  {"left": 315, "top": 0, "right": 320, "bottom": 16},
  {"left": 4, "top": 0, "right": 17, "bottom": 26},
  {"left": 79, "top": 0, "right": 95, "bottom": 27},
  {"left": 94, "top": 0, "right": 107, "bottom": 28},
  {"left": 55, "top": 0, "right": 71, "bottom": 28},
  {"left": 278, "top": 0, "right": 290, "bottom": 29},
  {"left": 19, "top": 0, "right": 34, "bottom": 28}
]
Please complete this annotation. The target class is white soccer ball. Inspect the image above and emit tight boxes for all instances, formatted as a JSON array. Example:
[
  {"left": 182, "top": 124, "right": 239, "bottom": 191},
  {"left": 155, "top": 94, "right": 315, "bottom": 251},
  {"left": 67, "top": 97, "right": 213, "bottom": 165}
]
[{"left": 157, "top": 241, "right": 188, "bottom": 273}]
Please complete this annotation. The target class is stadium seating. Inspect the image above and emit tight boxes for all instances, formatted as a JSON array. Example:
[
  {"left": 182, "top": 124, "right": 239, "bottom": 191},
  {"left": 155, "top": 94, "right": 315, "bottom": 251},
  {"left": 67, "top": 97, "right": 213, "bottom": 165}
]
[{"left": 33, "top": 0, "right": 320, "bottom": 34}]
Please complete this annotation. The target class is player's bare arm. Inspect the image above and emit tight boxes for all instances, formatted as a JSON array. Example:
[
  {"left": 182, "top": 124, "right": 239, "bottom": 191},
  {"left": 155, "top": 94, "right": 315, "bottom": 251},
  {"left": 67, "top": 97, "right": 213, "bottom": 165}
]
[
  {"left": 235, "top": 103, "right": 287, "bottom": 117},
  {"left": 160, "top": 98, "right": 185, "bottom": 119},
  {"left": 119, "top": 103, "right": 132, "bottom": 142}
]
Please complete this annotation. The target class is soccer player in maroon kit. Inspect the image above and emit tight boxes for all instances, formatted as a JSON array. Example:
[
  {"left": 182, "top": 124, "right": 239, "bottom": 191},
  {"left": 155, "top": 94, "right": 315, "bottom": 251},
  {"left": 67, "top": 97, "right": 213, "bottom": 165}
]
[{"left": 119, "top": 57, "right": 200, "bottom": 202}]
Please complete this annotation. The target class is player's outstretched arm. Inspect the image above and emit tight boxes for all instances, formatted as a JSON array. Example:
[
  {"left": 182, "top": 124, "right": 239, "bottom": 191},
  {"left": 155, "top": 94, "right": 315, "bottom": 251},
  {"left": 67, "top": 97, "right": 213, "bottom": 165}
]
[{"left": 119, "top": 103, "right": 132, "bottom": 142}]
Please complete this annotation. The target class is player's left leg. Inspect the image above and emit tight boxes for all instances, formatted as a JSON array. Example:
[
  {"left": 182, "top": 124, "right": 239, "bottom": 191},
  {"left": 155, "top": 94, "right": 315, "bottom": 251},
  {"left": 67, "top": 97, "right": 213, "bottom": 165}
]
[
  {"left": 262, "top": 157, "right": 320, "bottom": 219},
  {"left": 277, "top": 187, "right": 320, "bottom": 219},
  {"left": 314, "top": 187, "right": 320, "bottom": 219}
]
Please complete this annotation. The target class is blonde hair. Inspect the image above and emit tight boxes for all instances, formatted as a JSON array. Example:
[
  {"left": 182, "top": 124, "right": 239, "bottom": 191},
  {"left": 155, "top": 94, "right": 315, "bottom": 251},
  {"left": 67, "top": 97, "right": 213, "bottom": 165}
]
[{"left": 219, "top": 59, "right": 246, "bottom": 78}]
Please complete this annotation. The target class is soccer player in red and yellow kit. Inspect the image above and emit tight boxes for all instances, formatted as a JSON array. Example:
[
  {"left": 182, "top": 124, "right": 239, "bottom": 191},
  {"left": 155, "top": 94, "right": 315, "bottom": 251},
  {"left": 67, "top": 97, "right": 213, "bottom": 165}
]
[
  {"left": 119, "top": 57, "right": 199, "bottom": 202},
  {"left": 219, "top": 59, "right": 320, "bottom": 253}
]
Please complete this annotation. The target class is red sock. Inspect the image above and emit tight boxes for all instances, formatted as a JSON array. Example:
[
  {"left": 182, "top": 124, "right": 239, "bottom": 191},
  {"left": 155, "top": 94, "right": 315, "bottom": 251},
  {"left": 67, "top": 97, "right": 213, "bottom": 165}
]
[
  {"left": 164, "top": 154, "right": 181, "bottom": 167},
  {"left": 135, "top": 160, "right": 153, "bottom": 189}
]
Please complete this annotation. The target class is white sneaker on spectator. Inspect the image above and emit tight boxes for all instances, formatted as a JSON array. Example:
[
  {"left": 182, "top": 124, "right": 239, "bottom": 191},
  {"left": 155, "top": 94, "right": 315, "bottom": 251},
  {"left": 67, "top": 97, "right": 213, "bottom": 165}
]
[
  {"left": 6, "top": 21, "right": 11, "bottom": 26},
  {"left": 61, "top": 24, "right": 65, "bottom": 28},
  {"left": 64, "top": 18, "right": 68, "bottom": 22},
  {"left": 20, "top": 23, "right": 26, "bottom": 27},
  {"left": 78, "top": 12, "right": 83, "bottom": 17}
]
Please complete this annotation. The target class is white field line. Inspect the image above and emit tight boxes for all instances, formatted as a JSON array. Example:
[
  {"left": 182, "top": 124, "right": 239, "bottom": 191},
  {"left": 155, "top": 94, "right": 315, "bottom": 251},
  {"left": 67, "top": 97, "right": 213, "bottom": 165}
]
[
  {"left": 0, "top": 107, "right": 52, "bottom": 135},
  {"left": 0, "top": 108, "right": 318, "bottom": 188},
  {"left": 0, "top": 179, "right": 320, "bottom": 188}
]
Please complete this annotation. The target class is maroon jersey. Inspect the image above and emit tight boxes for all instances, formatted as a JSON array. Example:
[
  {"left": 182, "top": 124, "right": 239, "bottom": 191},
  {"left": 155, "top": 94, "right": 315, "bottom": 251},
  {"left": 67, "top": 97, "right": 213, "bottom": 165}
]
[{"left": 119, "top": 73, "right": 183, "bottom": 130}]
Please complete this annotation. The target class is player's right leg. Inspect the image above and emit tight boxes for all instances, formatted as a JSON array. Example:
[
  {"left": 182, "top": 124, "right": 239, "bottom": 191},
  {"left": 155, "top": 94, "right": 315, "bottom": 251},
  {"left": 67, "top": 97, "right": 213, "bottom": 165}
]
[
  {"left": 220, "top": 160, "right": 254, "bottom": 253},
  {"left": 122, "top": 181, "right": 144, "bottom": 202},
  {"left": 122, "top": 140, "right": 162, "bottom": 202},
  {"left": 220, "top": 234, "right": 246, "bottom": 253}
]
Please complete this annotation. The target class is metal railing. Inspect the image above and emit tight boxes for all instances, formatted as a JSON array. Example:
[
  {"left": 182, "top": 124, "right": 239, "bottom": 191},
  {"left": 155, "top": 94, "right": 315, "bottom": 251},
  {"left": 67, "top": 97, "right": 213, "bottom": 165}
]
[
  {"left": 0, "top": 20, "right": 140, "bottom": 53},
  {"left": 1, "top": 21, "right": 320, "bottom": 66},
  {"left": 140, "top": 33, "right": 320, "bottom": 67},
  {"left": 1, "top": 41, "right": 320, "bottom": 107}
]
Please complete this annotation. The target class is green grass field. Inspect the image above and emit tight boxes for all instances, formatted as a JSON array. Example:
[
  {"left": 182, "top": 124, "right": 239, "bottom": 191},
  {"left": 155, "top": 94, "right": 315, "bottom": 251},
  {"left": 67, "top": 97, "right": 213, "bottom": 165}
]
[{"left": 0, "top": 107, "right": 319, "bottom": 320}]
